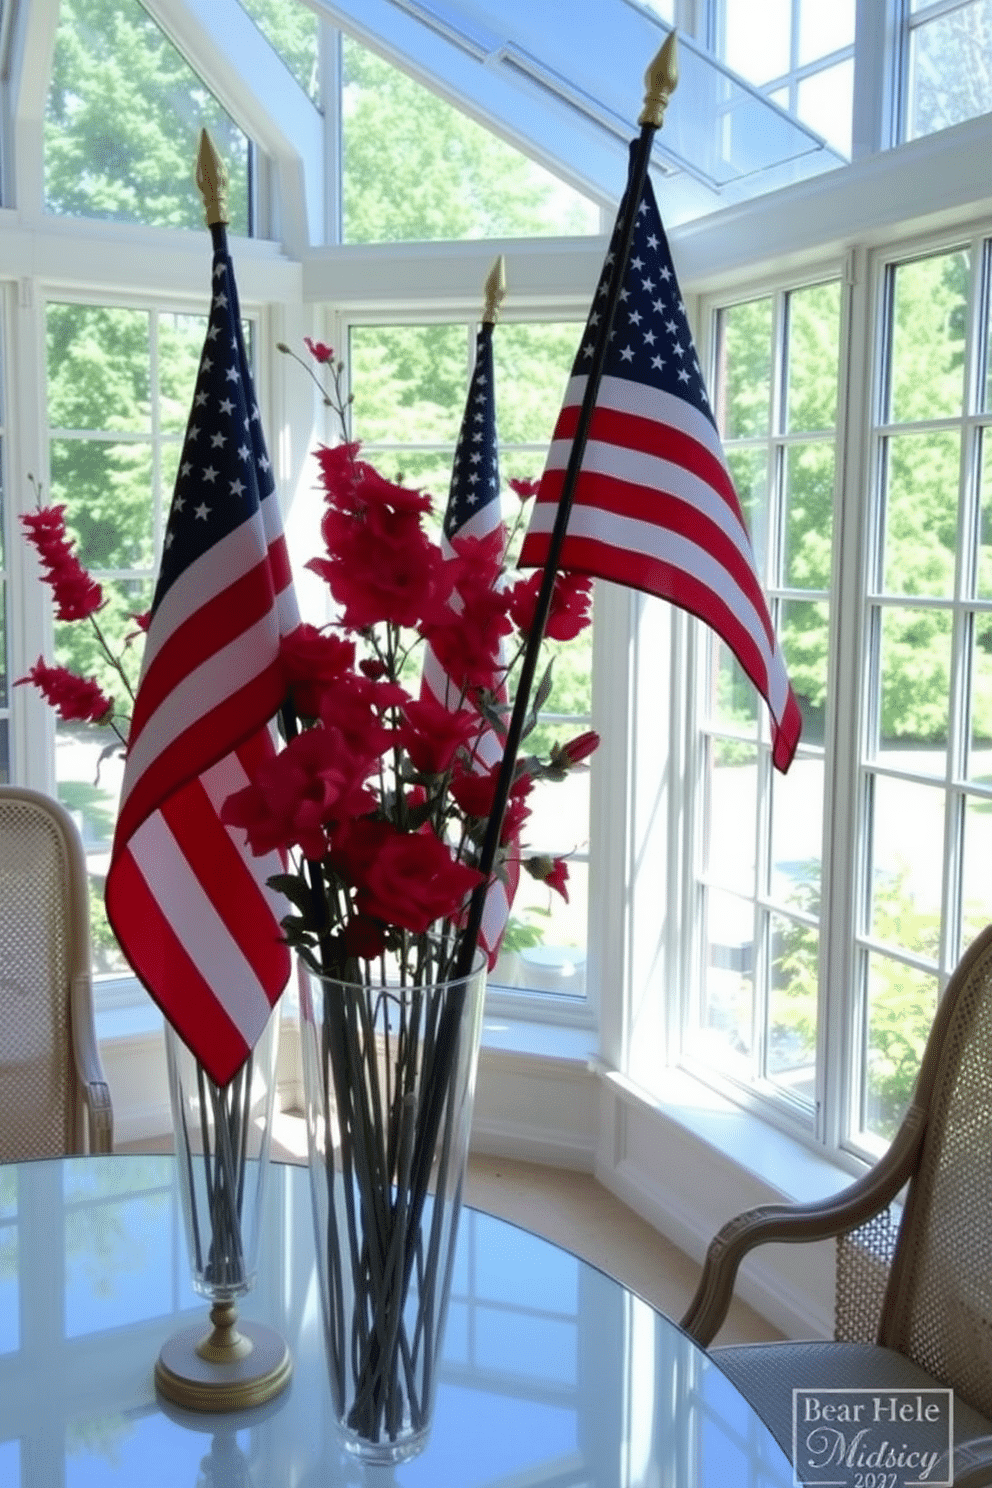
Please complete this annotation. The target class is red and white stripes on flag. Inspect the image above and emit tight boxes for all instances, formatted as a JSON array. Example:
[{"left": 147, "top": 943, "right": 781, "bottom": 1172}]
[
  {"left": 106, "top": 238, "right": 300, "bottom": 1086},
  {"left": 519, "top": 147, "right": 801, "bottom": 773},
  {"left": 421, "top": 321, "right": 518, "bottom": 966}
]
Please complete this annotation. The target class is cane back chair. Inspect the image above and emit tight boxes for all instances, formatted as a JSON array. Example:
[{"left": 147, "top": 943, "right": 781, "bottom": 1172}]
[
  {"left": 0, "top": 786, "right": 112, "bottom": 1157},
  {"left": 681, "top": 922, "right": 992, "bottom": 1485}
]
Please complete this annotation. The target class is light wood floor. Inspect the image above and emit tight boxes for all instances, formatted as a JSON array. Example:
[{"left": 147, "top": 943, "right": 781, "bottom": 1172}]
[{"left": 122, "top": 1112, "right": 779, "bottom": 1347}]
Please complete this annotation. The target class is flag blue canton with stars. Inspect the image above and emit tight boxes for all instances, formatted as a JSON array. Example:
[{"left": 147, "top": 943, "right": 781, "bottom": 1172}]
[
  {"left": 582, "top": 171, "right": 711, "bottom": 422},
  {"left": 444, "top": 323, "right": 500, "bottom": 543},
  {"left": 155, "top": 253, "right": 276, "bottom": 606}
]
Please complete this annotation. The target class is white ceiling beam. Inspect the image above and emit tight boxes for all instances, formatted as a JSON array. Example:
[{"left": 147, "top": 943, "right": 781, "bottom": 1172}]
[{"left": 143, "top": 0, "right": 324, "bottom": 253}]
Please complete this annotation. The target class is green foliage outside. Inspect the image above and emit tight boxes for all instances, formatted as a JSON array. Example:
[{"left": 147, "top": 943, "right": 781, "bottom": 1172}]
[
  {"left": 341, "top": 39, "right": 598, "bottom": 243},
  {"left": 45, "top": 0, "right": 251, "bottom": 232},
  {"left": 771, "top": 868, "right": 946, "bottom": 1141},
  {"left": 237, "top": 0, "right": 320, "bottom": 101}
]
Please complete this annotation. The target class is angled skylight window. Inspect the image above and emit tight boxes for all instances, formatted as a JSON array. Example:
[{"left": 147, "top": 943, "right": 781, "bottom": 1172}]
[
  {"left": 341, "top": 38, "right": 601, "bottom": 242},
  {"left": 45, "top": 0, "right": 253, "bottom": 233},
  {"left": 238, "top": 0, "right": 321, "bottom": 104}
]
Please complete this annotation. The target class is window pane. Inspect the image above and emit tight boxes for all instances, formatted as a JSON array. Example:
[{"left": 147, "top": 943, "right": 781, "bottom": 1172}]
[
  {"left": 799, "top": 0, "right": 856, "bottom": 64},
  {"left": 784, "top": 445, "right": 835, "bottom": 590},
  {"left": 768, "top": 912, "right": 817, "bottom": 1096},
  {"left": 771, "top": 764, "right": 823, "bottom": 910},
  {"left": 499, "top": 861, "right": 588, "bottom": 998},
  {"left": 158, "top": 314, "right": 209, "bottom": 435},
  {"left": 726, "top": 447, "right": 769, "bottom": 576},
  {"left": 877, "top": 606, "right": 952, "bottom": 760},
  {"left": 908, "top": 1, "right": 992, "bottom": 140},
  {"left": 704, "top": 637, "right": 759, "bottom": 733},
  {"left": 349, "top": 325, "right": 468, "bottom": 446},
  {"left": 781, "top": 599, "right": 830, "bottom": 744},
  {"left": 881, "top": 431, "right": 961, "bottom": 597},
  {"left": 342, "top": 39, "right": 599, "bottom": 243},
  {"left": 972, "top": 615, "right": 992, "bottom": 775},
  {"left": 962, "top": 796, "right": 992, "bottom": 953},
  {"left": 863, "top": 954, "right": 938, "bottom": 1140},
  {"left": 869, "top": 776, "right": 945, "bottom": 954},
  {"left": 797, "top": 60, "right": 854, "bottom": 158},
  {"left": 697, "top": 887, "right": 755, "bottom": 1077},
  {"left": 491, "top": 324, "right": 581, "bottom": 446},
  {"left": 888, "top": 251, "right": 969, "bottom": 423},
  {"left": 723, "top": 0, "right": 791, "bottom": 83},
  {"left": 49, "top": 440, "right": 154, "bottom": 574},
  {"left": 47, "top": 305, "right": 150, "bottom": 434},
  {"left": 0, "top": 584, "right": 6, "bottom": 707},
  {"left": 979, "top": 433, "right": 992, "bottom": 598},
  {"left": 716, "top": 299, "right": 773, "bottom": 438},
  {"left": 238, "top": 0, "right": 320, "bottom": 102},
  {"left": 786, "top": 281, "right": 841, "bottom": 433},
  {"left": 45, "top": 0, "right": 251, "bottom": 233},
  {"left": 704, "top": 739, "right": 757, "bottom": 898}
]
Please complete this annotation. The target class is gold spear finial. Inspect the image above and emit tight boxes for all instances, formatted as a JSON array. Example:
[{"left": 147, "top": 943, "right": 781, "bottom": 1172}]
[
  {"left": 482, "top": 255, "right": 507, "bottom": 325},
  {"left": 639, "top": 30, "right": 679, "bottom": 128},
  {"left": 196, "top": 128, "right": 229, "bottom": 227}
]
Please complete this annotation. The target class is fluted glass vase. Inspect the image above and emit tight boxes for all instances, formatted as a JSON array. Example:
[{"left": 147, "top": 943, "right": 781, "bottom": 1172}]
[
  {"left": 157, "top": 1009, "right": 291, "bottom": 1411},
  {"left": 300, "top": 952, "right": 486, "bottom": 1464}
]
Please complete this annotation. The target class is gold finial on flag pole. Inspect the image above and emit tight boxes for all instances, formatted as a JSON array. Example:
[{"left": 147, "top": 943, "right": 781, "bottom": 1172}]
[
  {"left": 639, "top": 30, "right": 679, "bottom": 128},
  {"left": 482, "top": 255, "right": 506, "bottom": 325},
  {"left": 196, "top": 129, "right": 229, "bottom": 227}
]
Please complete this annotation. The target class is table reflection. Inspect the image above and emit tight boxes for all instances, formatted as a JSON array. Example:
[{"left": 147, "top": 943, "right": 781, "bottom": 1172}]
[{"left": 0, "top": 1157, "right": 793, "bottom": 1487}]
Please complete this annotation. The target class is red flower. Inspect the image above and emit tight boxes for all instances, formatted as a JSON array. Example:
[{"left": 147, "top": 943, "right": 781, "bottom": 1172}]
[
  {"left": 353, "top": 824, "right": 483, "bottom": 934},
  {"left": 557, "top": 730, "right": 600, "bottom": 768},
  {"left": 421, "top": 585, "right": 513, "bottom": 690},
  {"left": 304, "top": 337, "right": 334, "bottom": 364},
  {"left": 509, "top": 570, "right": 593, "bottom": 641},
  {"left": 450, "top": 764, "right": 531, "bottom": 831},
  {"left": 281, "top": 624, "right": 355, "bottom": 717},
  {"left": 315, "top": 671, "right": 408, "bottom": 758},
  {"left": 309, "top": 501, "right": 451, "bottom": 630},
  {"left": 221, "top": 725, "right": 377, "bottom": 860},
  {"left": 401, "top": 694, "right": 479, "bottom": 775},
  {"left": 524, "top": 854, "right": 570, "bottom": 902},
  {"left": 20, "top": 505, "right": 103, "bottom": 621},
  {"left": 15, "top": 658, "right": 112, "bottom": 724},
  {"left": 343, "top": 913, "right": 386, "bottom": 960},
  {"left": 508, "top": 477, "right": 541, "bottom": 501}
]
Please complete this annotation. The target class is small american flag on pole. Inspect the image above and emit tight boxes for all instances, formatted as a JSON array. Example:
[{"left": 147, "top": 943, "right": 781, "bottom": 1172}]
[
  {"left": 421, "top": 315, "right": 518, "bottom": 965},
  {"left": 519, "top": 143, "right": 801, "bottom": 773},
  {"left": 106, "top": 235, "right": 300, "bottom": 1085}
]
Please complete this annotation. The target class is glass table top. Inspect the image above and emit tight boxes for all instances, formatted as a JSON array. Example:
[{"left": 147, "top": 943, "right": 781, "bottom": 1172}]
[{"left": 0, "top": 1155, "right": 793, "bottom": 1487}]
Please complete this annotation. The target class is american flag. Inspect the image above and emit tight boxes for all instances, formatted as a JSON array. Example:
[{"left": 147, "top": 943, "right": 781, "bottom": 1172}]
[
  {"left": 105, "top": 236, "right": 300, "bottom": 1085},
  {"left": 519, "top": 144, "right": 801, "bottom": 773},
  {"left": 421, "top": 321, "right": 518, "bottom": 965}
]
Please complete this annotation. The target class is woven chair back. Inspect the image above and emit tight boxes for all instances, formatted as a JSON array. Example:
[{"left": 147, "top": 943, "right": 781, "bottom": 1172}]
[{"left": 0, "top": 790, "right": 88, "bottom": 1156}]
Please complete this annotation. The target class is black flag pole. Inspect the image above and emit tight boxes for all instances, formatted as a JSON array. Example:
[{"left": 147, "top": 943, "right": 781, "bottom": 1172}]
[{"left": 455, "top": 31, "right": 680, "bottom": 978}]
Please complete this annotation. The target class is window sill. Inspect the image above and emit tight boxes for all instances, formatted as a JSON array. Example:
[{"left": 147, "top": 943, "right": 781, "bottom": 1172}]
[{"left": 599, "top": 1063, "right": 858, "bottom": 1205}]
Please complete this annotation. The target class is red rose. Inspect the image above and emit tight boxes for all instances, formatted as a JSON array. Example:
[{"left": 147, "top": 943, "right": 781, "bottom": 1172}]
[
  {"left": 354, "top": 825, "right": 483, "bottom": 934},
  {"left": 558, "top": 730, "right": 600, "bottom": 767},
  {"left": 281, "top": 624, "right": 355, "bottom": 717},
  {"left": 309, "top": 502, "right": 451, "bottom": 630},
  {"left": 221, "top": 725, "right": 377, "bottom": 860},
  {"left": 509, "top": 570, "right": 593, "bottom": 641},
  {"left": 508, "top": 477, "right": 541, "bottom": 501},
  {"left": 401, "top": 694, "right": 479, "bottom": 775}
]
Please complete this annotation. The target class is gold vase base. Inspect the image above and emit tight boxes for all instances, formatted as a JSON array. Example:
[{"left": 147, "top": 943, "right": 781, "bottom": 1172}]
[{"left": 155, "top": 1299, "right": 292, "bottom": 1412}]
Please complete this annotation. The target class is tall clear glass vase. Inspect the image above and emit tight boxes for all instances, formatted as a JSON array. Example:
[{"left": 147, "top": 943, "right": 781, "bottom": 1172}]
[
  {"left": 300, "top": 953, "right": 486, "bottom": 1464},
  {"left": 156, "top": 1009, "right": 291, "bottom": 1411}
]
